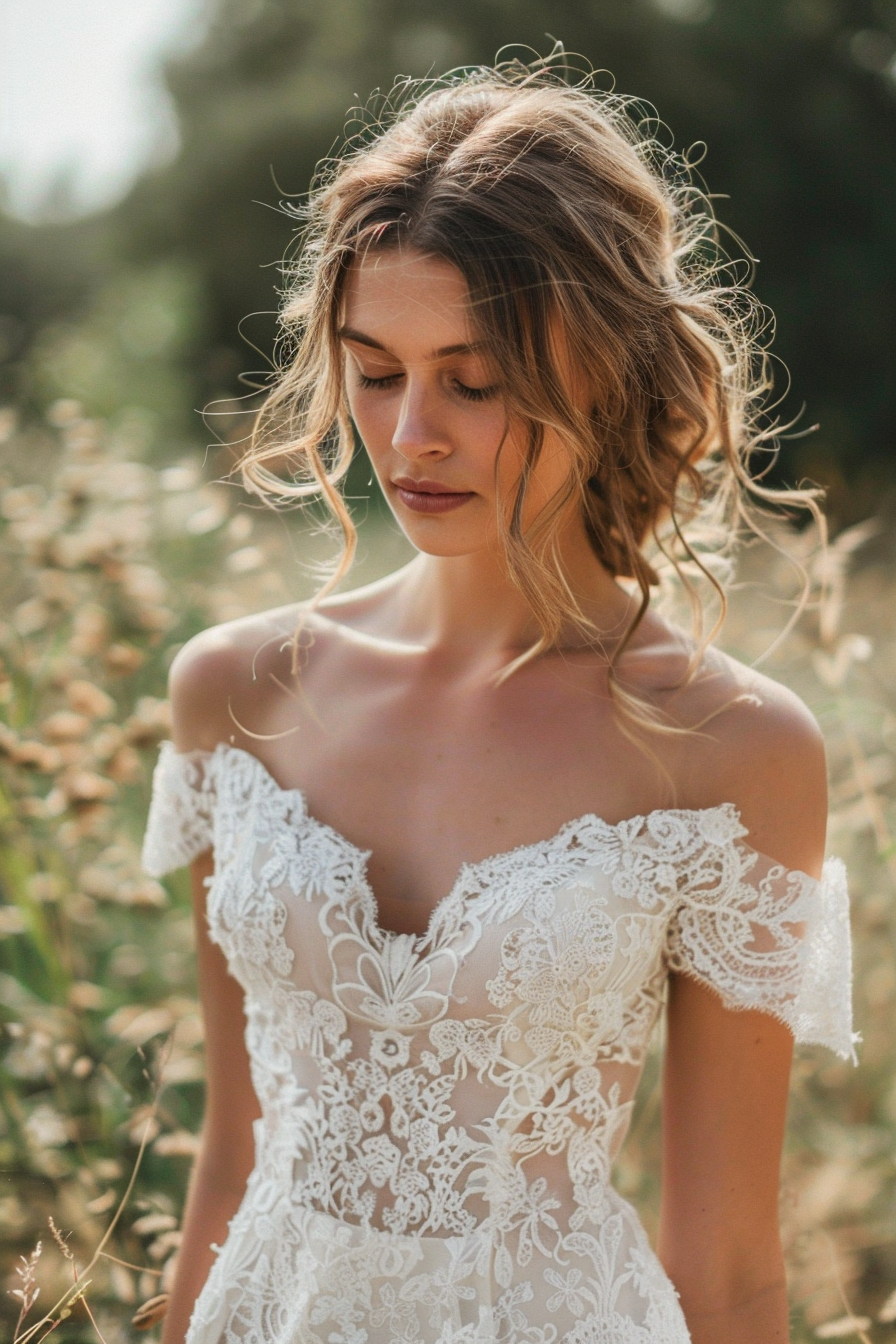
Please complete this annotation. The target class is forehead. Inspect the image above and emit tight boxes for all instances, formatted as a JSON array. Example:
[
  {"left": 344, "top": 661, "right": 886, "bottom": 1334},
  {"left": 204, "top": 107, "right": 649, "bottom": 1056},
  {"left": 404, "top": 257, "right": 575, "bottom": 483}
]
[{"left": 341, "top": 247, "right": 476, "bottom": 351}]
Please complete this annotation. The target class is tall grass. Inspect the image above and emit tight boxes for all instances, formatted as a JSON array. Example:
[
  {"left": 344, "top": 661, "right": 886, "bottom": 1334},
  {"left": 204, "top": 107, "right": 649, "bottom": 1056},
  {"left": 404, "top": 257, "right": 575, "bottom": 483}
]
[{"left": 0, "top": 402, "right": 893, "bottom": 1341}]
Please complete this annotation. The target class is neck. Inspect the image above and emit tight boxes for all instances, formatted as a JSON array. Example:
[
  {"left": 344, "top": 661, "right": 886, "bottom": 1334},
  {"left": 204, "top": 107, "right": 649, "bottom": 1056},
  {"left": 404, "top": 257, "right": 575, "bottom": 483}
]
[{"left": 391, "top": 516, "right": 637, "bottom": 662}]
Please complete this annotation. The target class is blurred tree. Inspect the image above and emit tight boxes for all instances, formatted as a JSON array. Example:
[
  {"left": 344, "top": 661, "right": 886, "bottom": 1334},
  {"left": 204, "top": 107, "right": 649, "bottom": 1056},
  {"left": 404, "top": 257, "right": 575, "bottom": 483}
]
[
  {"left": 0, "top": 210, "right": 110, "bottom": 408},
  {"left": 4, "top": 0, "right": 896, "bottom": 506}
]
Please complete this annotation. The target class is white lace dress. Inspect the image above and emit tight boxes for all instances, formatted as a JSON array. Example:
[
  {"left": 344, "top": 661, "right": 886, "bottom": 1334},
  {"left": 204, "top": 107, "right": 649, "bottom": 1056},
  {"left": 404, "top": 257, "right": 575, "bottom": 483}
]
[{"left": 141, "top": 741, "right": 856, "bottom": 1344}]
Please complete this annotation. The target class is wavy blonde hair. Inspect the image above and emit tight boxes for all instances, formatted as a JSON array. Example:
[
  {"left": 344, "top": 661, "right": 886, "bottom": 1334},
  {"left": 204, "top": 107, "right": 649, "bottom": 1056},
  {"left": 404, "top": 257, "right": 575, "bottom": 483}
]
[{"left": 239, "top": 51, "right": 821, "bottom": 730}]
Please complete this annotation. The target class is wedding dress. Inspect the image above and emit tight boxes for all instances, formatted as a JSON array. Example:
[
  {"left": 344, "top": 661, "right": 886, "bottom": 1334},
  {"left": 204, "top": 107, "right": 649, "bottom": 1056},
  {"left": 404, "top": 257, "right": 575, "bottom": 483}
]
[{"left": 142, "top": 740, "right": 856, "bottom": 1344}]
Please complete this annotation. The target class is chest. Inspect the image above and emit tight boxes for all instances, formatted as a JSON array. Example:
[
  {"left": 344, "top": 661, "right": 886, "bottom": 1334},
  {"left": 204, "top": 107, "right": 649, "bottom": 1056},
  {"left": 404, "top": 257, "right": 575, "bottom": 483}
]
[{"left": 250, "top": 663, "right": 669, "bottom": 933}]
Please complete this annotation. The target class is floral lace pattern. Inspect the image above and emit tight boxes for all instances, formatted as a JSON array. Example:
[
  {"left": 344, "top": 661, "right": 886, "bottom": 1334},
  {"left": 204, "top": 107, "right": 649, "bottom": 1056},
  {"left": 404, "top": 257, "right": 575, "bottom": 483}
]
[{"left": 142, "top": 741, "right": 856, "bottom": 1344}]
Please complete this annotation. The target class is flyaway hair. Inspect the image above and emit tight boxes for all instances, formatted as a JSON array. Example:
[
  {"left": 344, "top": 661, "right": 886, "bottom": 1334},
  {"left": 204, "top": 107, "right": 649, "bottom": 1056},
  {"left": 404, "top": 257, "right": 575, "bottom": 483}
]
[{"left": 238, "top": 48, "right": 823, "bottom": 734}]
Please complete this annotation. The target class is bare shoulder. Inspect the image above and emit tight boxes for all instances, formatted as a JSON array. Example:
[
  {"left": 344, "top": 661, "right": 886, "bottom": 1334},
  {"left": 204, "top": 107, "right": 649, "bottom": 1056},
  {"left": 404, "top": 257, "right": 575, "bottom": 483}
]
[
  {"left": 167, "top": 602, "right": 308, "bottom": 752},
  {"left": 166, "top": 579, "right": 398, "bottom": 753},
  {"left": 669, "top": 644, "right": 828, "bottom": 876}
]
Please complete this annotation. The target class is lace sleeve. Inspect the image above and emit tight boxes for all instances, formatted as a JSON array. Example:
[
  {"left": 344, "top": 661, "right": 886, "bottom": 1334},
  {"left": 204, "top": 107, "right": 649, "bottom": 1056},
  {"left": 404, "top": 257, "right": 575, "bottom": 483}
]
[
  {"left": 665, "top": 811, "right": 858, "bottom": 1062},
  {"left": 141, "top": 741, "right": 217, "bottom": 877}
]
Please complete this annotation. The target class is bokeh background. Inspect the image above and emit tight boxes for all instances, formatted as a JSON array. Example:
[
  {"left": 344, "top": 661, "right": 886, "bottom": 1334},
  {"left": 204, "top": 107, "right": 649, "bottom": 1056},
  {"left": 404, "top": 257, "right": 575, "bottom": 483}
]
[{"left": 1, "top": 1, "right": 895, "bottom": 1339}]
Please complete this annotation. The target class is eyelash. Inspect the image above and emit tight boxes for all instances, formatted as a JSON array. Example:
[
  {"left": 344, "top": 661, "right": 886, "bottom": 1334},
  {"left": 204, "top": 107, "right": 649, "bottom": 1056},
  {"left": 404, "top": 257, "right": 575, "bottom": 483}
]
[{"left": 355, "top": 372, "right": 496, "bottom": 403}]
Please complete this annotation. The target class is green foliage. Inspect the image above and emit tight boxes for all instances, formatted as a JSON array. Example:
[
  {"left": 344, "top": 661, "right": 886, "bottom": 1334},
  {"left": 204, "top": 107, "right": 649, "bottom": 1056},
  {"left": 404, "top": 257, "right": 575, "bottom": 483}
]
[
  {"left": 0, "top": 212, "right": 112, "bottom": 410},
  {"left": 28, "top": 265, "right": 206, "bottom": 447},
  {"left": 0, "top": 402, "right": 226, "bottom": 1338}
]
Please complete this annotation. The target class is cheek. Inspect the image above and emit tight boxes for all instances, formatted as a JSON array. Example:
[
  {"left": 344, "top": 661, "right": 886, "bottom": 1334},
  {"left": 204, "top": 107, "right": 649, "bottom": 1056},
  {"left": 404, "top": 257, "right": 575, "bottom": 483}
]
[
  {"left": 465, "top": 404, "right": 511, "bottom": 470},
  {"left": 347, "top": 389, "right": 395, "bottom": 448},
  {"left": 494, "top": 420, "right": 537, "bottom": 489},
  {"left": 498, "top": 425, "right": 577, "bottom": 516},
  {"left": 347, "top": 394, "right": 405, "bottom": 489},
  {"left": 536, "top": 431, "right": 577, "bottom": 492}
]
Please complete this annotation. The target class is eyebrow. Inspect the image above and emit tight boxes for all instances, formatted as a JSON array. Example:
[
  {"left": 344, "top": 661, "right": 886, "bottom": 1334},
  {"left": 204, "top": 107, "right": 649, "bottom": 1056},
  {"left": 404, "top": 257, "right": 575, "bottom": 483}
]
[{"left": 337, "top": 326, "right": 484, "bottom": 360}]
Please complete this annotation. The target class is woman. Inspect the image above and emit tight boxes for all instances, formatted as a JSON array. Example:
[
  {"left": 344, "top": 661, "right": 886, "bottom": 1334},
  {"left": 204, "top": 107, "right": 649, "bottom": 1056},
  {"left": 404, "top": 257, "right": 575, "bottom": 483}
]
[{"left": 142, "top": 57, "right": 856, "bottom": 1344}]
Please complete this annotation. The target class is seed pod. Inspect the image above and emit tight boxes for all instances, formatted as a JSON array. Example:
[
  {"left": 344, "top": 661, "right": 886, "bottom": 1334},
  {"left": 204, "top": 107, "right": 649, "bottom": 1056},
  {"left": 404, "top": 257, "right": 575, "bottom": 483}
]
[
  {"left": 131, "top": 1294, "right": 169, "bottom": 1330},
  {"left": 65, "top": 680, "right": 115, "bottom": 719}
]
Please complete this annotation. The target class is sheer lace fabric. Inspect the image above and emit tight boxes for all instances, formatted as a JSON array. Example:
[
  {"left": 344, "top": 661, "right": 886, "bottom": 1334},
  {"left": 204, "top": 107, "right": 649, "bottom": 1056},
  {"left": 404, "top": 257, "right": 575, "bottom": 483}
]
[{"left": 142, "top": 741, "right": 856, "bottom": 1344}]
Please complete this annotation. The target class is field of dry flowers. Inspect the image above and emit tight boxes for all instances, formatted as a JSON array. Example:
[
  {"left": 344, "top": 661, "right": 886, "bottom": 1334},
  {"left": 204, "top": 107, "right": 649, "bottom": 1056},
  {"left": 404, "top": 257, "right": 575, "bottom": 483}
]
[{"left": 0, "top": 401, "right": 894, "bottom": 1342}]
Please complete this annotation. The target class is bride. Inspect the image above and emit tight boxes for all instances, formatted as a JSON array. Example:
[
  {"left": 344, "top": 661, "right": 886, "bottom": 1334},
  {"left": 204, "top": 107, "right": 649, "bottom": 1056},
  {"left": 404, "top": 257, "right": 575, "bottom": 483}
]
[{"left": 142, "top": 55, "right": 855, "bottom": 1344}]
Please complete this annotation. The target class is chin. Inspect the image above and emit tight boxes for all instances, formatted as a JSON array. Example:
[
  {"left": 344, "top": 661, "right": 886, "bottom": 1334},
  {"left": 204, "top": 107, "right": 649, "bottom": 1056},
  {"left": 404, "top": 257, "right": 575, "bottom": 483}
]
[
  {"left": 392, "top": 517, "right": 494, "bottom": 559},
  {"left": 403, "top": 533, "right": 493, "bottom": 559}
]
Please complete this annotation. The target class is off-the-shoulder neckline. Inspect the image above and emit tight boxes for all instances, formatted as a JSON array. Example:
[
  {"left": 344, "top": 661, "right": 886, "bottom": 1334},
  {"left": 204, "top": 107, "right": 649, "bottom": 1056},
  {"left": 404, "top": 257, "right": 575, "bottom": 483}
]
[
  {"left": 160, "top": 737, "right": 750, "bottom": 847},
  {"left": 148, "top": 745, "right": 856, "bottom": 1051},
  {"left": 156, "top": 739, "right": 842, "bottom": 959},
  {"left": 156, "top": 739, "right": 792, "bottom": 943},
  {"left": 158, "top": 740, "right": 763, "bottom": 945}
]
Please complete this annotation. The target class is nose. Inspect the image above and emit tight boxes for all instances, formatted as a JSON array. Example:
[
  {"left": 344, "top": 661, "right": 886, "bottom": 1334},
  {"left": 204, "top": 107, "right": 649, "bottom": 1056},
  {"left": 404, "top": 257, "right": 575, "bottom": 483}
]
[{"left": 391, "top": 375, "right": 451, "bottom": 460}]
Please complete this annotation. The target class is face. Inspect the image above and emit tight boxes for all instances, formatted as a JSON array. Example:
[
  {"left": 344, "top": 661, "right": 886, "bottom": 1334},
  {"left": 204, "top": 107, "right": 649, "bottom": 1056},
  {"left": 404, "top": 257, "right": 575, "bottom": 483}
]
[{"left": 339, "top": 247, "right": 577, "bottom": 558}]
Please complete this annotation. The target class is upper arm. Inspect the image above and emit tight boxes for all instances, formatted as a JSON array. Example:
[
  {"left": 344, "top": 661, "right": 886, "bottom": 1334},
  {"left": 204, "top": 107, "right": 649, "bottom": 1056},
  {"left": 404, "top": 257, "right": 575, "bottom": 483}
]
[
  {"left": 659, "top": 675, "right": 829, "bottom": 1302},
  {"left": 188, "top": 851, "right": 260, "bottom": 1171},
  {"left": 168, "top": 629, "right": 262, "bottom": 1161},
  {"left": 659, "top": 973, "right": 793, "bottom": 1307}
]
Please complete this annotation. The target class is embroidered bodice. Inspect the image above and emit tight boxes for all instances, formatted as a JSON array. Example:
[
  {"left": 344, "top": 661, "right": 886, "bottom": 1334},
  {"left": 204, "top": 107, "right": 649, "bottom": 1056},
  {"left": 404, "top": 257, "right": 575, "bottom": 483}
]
[{"left": 142, "top": 740, "right": 855, "bottom": 1344}]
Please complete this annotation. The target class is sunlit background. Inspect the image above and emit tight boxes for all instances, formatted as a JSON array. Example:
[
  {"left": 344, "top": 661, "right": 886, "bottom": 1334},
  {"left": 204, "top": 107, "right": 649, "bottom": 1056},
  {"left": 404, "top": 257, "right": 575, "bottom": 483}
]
[
  {"left": 1, "top": 2, "right": 895, "bottom": 1340},
  {"left": 0, "top": 0, "right": 204, "bottom": 219}
]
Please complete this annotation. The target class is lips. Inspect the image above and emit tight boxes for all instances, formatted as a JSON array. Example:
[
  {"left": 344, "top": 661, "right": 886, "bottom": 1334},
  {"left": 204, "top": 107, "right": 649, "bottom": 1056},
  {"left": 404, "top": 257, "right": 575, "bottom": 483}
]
[{"left": 391, "top": 477, "right": 476, "bottom": 515}]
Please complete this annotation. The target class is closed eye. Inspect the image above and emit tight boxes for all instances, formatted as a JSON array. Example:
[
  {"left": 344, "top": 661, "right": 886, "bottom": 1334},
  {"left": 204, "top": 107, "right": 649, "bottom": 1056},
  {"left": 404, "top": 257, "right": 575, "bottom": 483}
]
[
  {"left": 451, "top": 380, "right": 498, "bottom": 403},
  {"left": 356, "top": 372, "right": 498, "bottom": 402},
  {"left": 356, "top": 372, "right": 403, "bottom": 391}
]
